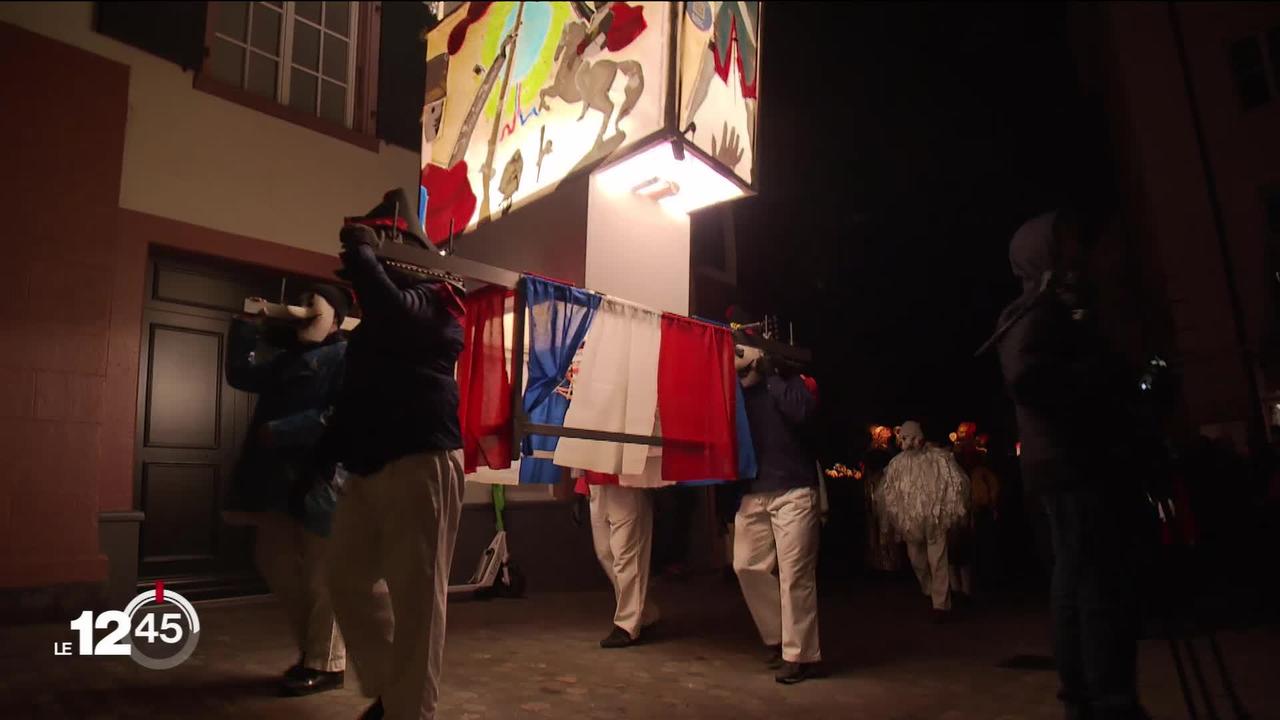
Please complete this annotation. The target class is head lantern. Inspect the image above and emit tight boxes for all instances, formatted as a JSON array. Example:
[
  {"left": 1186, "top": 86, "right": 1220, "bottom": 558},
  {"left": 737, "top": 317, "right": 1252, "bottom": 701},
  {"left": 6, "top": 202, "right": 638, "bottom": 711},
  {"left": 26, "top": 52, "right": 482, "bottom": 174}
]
[
  {"left": 341, "top": 188, "right": 466, "bottom": 293},
  {"left": 950, "top": 421, "right": 978, "bottom": 449},
  {"left": 870, "top": 425, "right": 894, "bottom": 450}
]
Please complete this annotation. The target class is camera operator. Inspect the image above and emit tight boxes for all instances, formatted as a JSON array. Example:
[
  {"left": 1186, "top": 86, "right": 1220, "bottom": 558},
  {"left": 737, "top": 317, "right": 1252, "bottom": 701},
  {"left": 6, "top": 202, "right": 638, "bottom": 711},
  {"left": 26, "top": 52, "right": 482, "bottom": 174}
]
[{"left": 994, "top": 208, "right": 1150, "bottom": 720}]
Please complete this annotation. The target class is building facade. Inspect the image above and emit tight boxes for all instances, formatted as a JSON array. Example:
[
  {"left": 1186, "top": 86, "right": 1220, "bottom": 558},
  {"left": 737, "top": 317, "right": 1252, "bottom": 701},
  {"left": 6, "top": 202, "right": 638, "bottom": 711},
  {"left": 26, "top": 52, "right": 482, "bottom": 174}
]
[
  {"left": 1072, "top": 1, "right": 1280, "bottom": 447},
  {"left": 0, "top": 1, "right": 605, "bottom": 617}
]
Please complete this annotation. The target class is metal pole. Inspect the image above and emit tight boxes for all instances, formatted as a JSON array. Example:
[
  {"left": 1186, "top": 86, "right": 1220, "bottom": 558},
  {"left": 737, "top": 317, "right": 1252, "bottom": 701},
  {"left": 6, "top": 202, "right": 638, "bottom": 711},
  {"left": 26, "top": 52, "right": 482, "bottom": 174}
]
[{"left": 510, "top": 278, "right": 527, "bottom": 463}]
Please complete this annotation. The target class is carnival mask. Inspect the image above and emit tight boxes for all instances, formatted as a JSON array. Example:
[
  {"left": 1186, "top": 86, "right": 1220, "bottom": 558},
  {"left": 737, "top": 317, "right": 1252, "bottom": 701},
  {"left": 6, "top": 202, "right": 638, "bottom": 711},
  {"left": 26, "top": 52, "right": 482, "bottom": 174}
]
[
  {"left": 735, "top": 344, "right": 764, "bottom": 387},
  {"left": 898, "top": 421, "right": 925, "bottom": 451},
  {"left": 297, "top": 292, "right": 337, "bottom": 344}
]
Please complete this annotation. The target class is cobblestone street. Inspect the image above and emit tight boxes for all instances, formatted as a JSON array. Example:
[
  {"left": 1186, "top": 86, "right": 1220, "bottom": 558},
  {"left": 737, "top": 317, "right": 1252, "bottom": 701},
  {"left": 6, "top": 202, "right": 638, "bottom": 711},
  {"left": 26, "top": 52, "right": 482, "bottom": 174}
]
[{"left": 2, "top": 576, "right": 1275, "bottom": 719}]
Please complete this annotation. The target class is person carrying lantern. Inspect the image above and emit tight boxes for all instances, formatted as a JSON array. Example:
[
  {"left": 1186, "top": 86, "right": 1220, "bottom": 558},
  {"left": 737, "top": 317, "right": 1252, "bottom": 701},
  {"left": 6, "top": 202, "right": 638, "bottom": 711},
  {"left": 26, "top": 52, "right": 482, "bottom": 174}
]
[{"left": 730, "top": 319, "right": 824, "bottom": 684}]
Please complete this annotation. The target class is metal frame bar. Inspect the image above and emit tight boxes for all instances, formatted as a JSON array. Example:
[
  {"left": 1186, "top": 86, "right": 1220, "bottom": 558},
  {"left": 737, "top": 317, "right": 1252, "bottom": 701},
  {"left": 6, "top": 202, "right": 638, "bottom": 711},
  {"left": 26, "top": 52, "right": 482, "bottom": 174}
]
[
  {"left": 520, "top": 422, "right": 663, "bottom": 447},
  {"left": 744, "top": 335, "right": 812, "bottom": 365},
  {"left": 376, "top": 241, "right": 521, "bottom": 289},
  {"left": 508, "top": 277, "right": 527, "bottom": 461}
]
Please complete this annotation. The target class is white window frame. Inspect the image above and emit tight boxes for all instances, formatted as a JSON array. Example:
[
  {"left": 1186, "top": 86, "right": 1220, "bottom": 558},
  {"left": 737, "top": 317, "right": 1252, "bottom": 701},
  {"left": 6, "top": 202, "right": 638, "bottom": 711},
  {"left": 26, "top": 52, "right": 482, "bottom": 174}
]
[{"left": 210, "top": 1, "right": 360, "bottom": 128}]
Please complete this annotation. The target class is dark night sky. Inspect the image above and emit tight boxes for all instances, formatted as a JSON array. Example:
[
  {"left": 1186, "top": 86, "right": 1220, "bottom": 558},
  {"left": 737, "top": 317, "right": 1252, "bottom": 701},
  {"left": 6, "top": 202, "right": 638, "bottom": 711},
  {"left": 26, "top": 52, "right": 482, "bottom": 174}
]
[{"left": 721, "top": 2, "right": 1103, "bottom": 461}]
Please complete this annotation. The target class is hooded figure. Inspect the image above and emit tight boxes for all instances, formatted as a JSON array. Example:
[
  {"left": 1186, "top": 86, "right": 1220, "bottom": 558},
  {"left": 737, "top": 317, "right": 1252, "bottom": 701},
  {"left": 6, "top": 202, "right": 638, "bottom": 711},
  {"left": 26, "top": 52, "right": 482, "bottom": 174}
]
[
  {"left": 878, "top": 421, "right": 969, "bottom": 616},
  {"left": 325, "top": 188, "right": 467, "bottom": 720},
  {"left": 995, "top": 210, "right": 1148, "bottom": 720}
]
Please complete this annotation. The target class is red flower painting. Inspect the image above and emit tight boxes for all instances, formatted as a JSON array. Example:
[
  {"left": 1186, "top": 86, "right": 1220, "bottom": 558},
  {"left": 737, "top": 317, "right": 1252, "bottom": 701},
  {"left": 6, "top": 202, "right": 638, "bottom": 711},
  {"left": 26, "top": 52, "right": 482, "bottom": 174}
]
[{"left": 421, "top": 161, "right": 478, "bottom": 246}]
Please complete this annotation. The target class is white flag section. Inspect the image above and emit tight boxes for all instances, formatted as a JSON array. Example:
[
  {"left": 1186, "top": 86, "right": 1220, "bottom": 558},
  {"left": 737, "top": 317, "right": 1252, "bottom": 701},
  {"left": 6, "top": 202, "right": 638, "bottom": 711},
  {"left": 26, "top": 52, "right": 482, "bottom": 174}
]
[
  {"left": 553, "top": 297, "right": 661, "bottom": 475},
  {"left": 616, "top": 420, "right": 669, "bottom": 489}
]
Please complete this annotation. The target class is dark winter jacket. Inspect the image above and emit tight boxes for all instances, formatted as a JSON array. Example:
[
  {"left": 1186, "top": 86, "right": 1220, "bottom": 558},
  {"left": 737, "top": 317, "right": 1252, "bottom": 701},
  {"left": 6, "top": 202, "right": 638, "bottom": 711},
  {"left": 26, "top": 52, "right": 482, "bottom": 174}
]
[
  {"left": 327, "top": 243, "right": 464, "bottom": 476},
  {"left": 226, "top": 319, "right": 347, "bottom": 535},
  {"left": 741, "top": 375, "right": 820, "bottom": 495},
  {"left": 996, "top": 212, "right": 1132, "bottom": 494}
]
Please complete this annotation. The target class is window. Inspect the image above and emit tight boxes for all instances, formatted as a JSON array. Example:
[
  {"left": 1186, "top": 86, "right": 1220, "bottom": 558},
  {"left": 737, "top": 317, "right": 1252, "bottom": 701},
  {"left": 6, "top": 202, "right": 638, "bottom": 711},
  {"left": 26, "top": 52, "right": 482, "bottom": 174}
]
[
  {"left": 206, "top": 2, "right": 360, "bottom": 128},
  {"left": 1229, "top": 27, "right": 1280, "bottom": 111}
]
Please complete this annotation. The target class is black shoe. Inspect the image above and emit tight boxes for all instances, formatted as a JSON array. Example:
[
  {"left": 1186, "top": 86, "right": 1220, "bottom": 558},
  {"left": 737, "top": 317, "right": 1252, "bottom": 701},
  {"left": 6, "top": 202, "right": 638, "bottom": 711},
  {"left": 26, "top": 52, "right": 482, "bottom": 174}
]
[
  {"left": 931, "top": 609, "right": 951, "bottom": 624},
  {"left": 775, "top": 661, "right": 821, "bottom": 685},
  {"left": 360, "top": 698, "right": 384, "bottom": 720},
  {"left": 765, "top": 644, "right": 784, "bottom": 670},
  {"left": 283, "top": 654, "right": 307, "bottom": 682},
  {"left": 282, "top": 668, "right": 344, "bottom": 696},
  {"left": 600, "top": 625, "right": 637, "bottom": 649}
]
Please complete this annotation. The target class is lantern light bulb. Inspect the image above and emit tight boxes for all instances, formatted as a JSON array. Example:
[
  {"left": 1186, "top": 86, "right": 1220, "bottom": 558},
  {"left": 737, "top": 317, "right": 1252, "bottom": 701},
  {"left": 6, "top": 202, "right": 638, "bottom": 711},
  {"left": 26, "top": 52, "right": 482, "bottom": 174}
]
[{"left": 595, "top": 140, "right": 746, "bottom": 214}]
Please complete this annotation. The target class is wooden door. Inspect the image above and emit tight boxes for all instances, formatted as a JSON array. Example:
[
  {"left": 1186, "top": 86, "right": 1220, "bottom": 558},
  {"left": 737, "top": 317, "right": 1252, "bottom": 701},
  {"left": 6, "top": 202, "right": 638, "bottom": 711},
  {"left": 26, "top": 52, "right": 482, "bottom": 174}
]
[
  {"left": 134, "top": 253, "right": 328, "bottom": 598},
  {"left": 136, "top": 309, "right": 259, "bottom": 594}
]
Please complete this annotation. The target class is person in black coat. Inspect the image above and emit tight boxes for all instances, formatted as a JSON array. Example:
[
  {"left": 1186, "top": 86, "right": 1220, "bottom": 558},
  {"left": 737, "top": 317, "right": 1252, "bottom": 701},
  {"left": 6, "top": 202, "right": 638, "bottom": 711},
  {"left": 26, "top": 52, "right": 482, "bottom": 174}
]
[
  {"left": 994, "top": 209, "right": 1149, "bottom": 720},
  {"left": 226, "top": 283, "right": 350, "bottom": 695},
  {"left": 323, "top": 189, "right": 466, "bottom": 720}
]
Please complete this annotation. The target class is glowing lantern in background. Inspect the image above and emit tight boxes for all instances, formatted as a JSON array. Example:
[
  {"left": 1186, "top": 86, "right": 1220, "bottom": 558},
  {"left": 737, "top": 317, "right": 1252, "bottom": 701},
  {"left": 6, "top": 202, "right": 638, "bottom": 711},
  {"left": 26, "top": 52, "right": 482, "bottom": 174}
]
[{"left": 869, "top": 424, "right": 893, "bottom": 450}]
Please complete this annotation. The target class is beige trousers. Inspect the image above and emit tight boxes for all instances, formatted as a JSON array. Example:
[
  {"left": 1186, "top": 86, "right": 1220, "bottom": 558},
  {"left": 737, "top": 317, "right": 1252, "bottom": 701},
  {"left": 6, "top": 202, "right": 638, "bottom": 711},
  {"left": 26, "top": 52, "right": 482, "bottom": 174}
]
[
  {"left": 733, "top": 486, "right": 822, "bottom": 664},
  {"left": 905, "top": 523, "right": 951, "bottom": 610},
  {"left": 327, "top": 450, "right": 465, "bottom": 720},
  {"left": 589, "top": 484, "right": 659, "bottom": 638},
  {"left": 253, "top": 512, "right": 346, "bottom": 672}
]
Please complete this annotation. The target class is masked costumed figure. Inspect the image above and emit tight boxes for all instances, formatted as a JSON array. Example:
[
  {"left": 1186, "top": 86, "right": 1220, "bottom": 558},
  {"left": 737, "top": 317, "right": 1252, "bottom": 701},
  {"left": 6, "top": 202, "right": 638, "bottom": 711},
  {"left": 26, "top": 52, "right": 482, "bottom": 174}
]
[
  {"left": 324, "top": 189, "right": 467, "bottom": 720},
  {"left": 731, "top": 331, "right": 822, "bottom": 684},
  {"left": 226, "top": 284, "right": 350, "bottom": 695},
  {"left": 879, "top": 421, "right": 969, "bottom": 618}
]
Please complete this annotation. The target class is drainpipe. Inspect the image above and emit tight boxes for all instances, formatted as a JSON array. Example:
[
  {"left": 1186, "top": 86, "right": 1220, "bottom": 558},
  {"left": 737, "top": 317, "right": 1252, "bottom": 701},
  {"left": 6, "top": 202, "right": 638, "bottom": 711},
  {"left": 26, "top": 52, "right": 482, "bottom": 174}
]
[{"left": 1167, "top": 2, "right": 1267, "bottom": 448}]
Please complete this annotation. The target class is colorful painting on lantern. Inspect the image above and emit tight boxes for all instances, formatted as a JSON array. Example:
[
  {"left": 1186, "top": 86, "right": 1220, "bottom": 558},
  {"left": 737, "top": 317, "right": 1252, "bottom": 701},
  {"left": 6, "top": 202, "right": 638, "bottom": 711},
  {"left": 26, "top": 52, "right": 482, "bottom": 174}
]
[
  {"left": 420, "top": 1, "right": 669, "bottom": 245},
  {"left": 678, "top": 1, "right": 759, "bottom": 186}
]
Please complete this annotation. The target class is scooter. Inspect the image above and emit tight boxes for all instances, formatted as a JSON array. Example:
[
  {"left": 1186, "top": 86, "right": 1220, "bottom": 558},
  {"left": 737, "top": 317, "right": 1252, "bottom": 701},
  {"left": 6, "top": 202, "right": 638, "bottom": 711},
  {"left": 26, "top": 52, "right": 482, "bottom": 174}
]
[
  {"left": 448, "top": 485, "right": 526, "bottom": 600},
  {"left": 448, "top": 530, "right": 526, "bottom": 599}
]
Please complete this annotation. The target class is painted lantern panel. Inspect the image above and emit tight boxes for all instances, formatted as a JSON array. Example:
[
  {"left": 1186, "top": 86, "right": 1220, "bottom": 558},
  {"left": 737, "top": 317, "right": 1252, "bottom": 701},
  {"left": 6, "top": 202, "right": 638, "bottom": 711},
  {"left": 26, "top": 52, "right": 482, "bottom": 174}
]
[
  {"left": 420, "top": 1, "right": 670, "bottom": 244},
  {"left": 678, "top": 1, "right": 759, "bottom": 186}
]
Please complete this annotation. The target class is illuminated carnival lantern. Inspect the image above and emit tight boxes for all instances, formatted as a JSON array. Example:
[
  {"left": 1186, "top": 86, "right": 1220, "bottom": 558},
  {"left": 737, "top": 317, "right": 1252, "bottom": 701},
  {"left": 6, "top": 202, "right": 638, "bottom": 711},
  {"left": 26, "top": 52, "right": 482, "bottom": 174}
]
[{"left": 419, "top": 1, "right": 763, "bottom": 313}]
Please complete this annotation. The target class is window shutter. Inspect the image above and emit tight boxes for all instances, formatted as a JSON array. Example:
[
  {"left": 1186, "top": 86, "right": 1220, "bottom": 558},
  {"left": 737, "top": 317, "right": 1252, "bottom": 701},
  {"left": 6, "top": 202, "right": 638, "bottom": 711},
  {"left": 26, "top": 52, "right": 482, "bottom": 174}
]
[
  {"left": 95, "top": 2, "right": 208, "bottom": 72},
  {"left": 376, "top": 1, "right": 430, "bottom": 151}
]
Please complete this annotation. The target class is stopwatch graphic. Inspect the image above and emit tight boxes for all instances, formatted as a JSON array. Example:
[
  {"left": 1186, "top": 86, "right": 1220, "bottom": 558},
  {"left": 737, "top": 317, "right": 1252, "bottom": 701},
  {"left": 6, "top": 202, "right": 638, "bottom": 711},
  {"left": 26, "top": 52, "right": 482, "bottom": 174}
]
[{"left": 62, "top": 582, "right": 200, "bottom": 670}]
